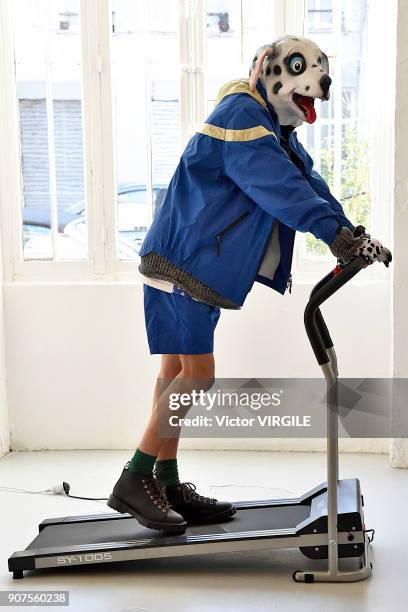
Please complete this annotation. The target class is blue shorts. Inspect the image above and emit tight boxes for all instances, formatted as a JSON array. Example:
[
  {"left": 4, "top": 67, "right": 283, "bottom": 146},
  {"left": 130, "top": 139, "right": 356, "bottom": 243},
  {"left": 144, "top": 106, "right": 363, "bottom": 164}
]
[{"left": 143, "top": 285, "right": 221, "bottom": 355}]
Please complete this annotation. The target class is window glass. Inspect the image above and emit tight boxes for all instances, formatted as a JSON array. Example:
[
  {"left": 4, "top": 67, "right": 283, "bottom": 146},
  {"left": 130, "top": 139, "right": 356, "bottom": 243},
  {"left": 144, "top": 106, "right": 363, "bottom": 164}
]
[
  {"left": 302, "top": 0, "right": 371, "bottom": 259},
  {"left": 205, "top": 0, "right": 279, "bottom": 114},
  {"left": 307, "top": 0, "right": 333, "bottom": 35},
  {"left": 10, "top": 0, "right": 87, "bottom": 260},
  {"left": 111, "top": 0, "right": 180, "bottom": 260}
]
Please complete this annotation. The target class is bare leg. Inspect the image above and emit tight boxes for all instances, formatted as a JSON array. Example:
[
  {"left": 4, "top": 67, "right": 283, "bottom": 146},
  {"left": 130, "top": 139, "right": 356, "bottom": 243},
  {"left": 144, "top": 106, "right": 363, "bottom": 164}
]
[
  {"left": 153, "top": 355, "right": 182, "bottom": 461},
  {"left": 138, "top": 353, "right": 215, "bottom": 457}
]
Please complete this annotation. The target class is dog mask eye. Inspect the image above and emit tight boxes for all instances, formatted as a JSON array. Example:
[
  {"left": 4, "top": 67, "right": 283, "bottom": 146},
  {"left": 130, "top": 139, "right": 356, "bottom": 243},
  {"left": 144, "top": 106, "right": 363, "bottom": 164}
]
[{"left": 287, "top": 53, "right": 306, "bottom": 75}]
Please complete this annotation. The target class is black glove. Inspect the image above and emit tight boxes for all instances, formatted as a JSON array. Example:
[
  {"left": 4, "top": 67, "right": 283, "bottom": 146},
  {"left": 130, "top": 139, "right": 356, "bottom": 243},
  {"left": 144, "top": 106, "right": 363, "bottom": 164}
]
[{"left": 330, "top": 227, "right": 392, "bottom": 267}]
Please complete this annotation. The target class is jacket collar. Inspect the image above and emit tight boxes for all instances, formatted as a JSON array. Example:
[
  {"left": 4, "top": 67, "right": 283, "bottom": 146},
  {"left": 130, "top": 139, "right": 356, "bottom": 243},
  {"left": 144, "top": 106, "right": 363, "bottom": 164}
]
[
  {"left": 216, "top": 79, "right": 267, "bottom": 110},
  {"left": 215, "top": 78, "right": 298, "bottom": 143}
]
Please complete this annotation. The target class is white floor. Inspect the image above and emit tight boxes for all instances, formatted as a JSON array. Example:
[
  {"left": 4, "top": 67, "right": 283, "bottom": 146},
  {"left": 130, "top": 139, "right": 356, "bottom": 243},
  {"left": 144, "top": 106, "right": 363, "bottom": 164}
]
[{"left": 0, "top": 449, "right": 407, "bottom": 612}]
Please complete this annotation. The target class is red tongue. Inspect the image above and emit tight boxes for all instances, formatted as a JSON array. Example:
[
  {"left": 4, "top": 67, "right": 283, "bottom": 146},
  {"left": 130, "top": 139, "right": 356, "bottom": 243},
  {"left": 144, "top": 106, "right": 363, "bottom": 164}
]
[{"left": 296, "top": 95, "right": 316, "bottom": 124}]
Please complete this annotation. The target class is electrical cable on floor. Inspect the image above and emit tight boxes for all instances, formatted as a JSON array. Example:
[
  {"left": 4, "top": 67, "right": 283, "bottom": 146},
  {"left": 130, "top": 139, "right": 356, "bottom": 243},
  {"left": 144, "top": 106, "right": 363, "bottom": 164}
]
[
  {"left": 0, "top": 483, "right": 293, "bottom": 503},
  {"left": 0, "top": 483, "right": 108, "bottom": 501}
]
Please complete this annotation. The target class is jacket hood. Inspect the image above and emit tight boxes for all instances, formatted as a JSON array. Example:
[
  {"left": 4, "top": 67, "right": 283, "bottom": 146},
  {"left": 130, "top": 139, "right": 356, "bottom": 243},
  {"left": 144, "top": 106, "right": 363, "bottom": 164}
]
[{"left": 215, "top": 79, "right": 281, "bottom": 138}]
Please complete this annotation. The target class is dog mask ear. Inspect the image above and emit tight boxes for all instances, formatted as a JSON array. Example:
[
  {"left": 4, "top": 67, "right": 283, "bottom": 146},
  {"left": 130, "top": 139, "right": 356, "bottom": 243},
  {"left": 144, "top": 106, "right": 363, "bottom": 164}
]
[
  {"left": 321, "top": 51, "right": 329, "bottom": 73},
  {"left": 249, "top": 44, "right": 278, "bottom": 91}
]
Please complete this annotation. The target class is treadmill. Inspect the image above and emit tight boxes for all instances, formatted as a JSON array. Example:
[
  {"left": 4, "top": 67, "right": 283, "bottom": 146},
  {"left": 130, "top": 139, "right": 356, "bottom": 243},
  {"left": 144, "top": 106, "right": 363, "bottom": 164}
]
[{"left": 8, "top": 258, "right": 374, "bottom": 583}]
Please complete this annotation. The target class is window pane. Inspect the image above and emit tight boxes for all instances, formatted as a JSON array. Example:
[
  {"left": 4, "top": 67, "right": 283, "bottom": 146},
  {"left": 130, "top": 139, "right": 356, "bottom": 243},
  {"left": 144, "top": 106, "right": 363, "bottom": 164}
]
[
  {"left": 10, "top": 0, "right": 87, "bottom": 260},
  {"left": 302, "top": 0, "right": 371, "bottom": 260},
  {"left": 307, "top": 0, "right": 334, "bottom": 35},
  {"left": 206, "top": 0, "right": 242, "bottom": 109},
  {"left": 205, "top": 0, "right": 279, "bottom": 113},
  {"left": 111, "top": 0, "right": 180, "bottom": 260}
]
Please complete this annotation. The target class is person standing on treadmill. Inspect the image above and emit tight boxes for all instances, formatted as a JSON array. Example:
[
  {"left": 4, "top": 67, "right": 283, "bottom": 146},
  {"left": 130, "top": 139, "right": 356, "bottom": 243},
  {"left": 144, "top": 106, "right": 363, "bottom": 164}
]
[{"left": 108, "top": 36, "right": 391, "bottom": 533}]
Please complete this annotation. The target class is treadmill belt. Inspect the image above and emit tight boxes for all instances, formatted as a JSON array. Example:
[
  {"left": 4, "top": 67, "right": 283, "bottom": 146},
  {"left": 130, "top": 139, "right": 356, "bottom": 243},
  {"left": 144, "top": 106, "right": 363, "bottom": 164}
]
[
  {"left": 27, "top": 504, "right": 311, "bottom": 551},
  {"left": 221, "top": 505, "right": 310, "bottom": 533},
  {"left": 28, "top": 519, "right": 161, "bottom": 549}
]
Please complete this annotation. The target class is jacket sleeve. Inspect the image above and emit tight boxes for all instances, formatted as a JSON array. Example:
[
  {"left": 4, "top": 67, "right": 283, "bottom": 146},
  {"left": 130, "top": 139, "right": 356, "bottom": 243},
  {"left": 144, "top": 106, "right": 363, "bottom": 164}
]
[
  {"left": 293, "top": 137, "right": 354, "bottom": 231},
  {"left": 222, "top": 99, "right": 342, "bottom": 246}
]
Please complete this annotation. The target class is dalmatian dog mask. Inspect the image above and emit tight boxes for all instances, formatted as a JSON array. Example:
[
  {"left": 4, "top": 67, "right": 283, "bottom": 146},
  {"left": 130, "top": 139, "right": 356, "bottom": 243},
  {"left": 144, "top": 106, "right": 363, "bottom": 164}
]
[{"left": 249, "top": 35, "right": 331, "bottom": 127}]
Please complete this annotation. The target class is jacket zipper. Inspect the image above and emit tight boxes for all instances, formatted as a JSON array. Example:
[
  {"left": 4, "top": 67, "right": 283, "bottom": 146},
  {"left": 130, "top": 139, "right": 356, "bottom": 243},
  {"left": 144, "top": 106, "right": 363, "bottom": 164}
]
[
  {"left": 215, "top": 211, "right": 250, "bottom": 256},
  {"left": 249, "top": 219, "right": 293, "bottom": 295}
]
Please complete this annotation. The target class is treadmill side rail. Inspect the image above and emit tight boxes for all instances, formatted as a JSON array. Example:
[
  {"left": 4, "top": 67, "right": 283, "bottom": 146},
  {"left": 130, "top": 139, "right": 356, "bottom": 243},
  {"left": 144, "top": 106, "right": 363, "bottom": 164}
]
[{"left": 8, "top": 530, "right": 364, "bottom": 573}]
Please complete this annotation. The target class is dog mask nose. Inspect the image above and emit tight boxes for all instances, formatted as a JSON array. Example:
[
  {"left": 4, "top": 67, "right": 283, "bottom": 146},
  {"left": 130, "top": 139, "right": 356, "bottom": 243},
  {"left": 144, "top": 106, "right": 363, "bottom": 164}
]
[{"left": 320, "top": 74, "right": 332, "bottom": 98}]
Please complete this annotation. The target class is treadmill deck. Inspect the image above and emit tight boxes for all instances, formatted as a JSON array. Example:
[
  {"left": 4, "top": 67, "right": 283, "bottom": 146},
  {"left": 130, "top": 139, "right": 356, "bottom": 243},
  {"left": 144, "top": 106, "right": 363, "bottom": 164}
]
[{"left": 28, "top": 504, "right": 311, "bottom": 549}]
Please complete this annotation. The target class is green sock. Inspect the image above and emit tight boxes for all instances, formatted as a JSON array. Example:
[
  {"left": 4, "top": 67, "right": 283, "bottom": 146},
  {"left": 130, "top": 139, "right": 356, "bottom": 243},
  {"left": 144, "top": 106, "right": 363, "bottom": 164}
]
[
  {"left": 154, "top": 458, "right": 180, "bottom": 486},
  {"left": 128, "top": 448, "right": 157, "bottom": 475}
]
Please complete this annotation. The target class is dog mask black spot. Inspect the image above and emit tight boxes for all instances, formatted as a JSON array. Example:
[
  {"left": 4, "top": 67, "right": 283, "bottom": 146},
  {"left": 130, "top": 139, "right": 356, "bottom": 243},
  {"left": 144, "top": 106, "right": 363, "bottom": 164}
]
[{"left": 273, "top": 81, "right": 283, "bottom": 94}]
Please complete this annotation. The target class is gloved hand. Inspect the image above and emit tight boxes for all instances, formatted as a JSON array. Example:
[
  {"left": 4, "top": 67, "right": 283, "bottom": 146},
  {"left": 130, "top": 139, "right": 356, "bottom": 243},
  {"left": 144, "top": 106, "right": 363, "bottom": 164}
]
[
  {"left": 329, "top": 227, "right": 392, "bottom": 267},
  {"left": 352, "top": 225, "right": 369, "bottom": 238}
]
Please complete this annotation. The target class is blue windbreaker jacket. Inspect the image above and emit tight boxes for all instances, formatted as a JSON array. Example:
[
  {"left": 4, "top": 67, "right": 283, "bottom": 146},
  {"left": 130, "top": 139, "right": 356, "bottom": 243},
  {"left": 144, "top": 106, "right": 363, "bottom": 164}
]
[{"left": 139, "top": 79, "right": 353, "bottom": 307}]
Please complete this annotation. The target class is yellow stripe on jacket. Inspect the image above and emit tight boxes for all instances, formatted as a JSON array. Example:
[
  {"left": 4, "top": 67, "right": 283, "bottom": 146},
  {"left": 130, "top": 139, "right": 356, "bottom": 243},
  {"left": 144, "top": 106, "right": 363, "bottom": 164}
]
[{"left": 197, "top": 123, "right": 277, "bottom": 142}]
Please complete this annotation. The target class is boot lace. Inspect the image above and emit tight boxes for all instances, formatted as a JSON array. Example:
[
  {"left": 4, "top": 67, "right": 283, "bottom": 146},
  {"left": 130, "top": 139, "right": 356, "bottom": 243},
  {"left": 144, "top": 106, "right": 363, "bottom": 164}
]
[
  {"left": 142, "top": 476, "right": 172, "bottom": 512},
  {"left": 180, "top": 482, "right": 216, "bottom": 505}
]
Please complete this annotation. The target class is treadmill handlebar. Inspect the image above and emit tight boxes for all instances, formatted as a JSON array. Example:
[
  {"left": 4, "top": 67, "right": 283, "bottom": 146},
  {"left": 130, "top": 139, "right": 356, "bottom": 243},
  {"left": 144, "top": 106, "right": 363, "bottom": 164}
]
[{"left": 304, "top": 257, "right": 367, "bottom": 366}]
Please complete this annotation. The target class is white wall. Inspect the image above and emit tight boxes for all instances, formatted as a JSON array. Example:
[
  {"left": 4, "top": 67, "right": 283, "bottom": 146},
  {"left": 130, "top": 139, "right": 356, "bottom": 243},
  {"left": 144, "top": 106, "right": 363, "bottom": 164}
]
[
  {"left": 2, "top": 0, "right": 400, "bottom": 455},
  {"left": 4, "top": 275, "right": 391, "bottom": 451},
  {"left": 0, "top": 235, "right": 9, "bottom": 457},
  {"left": 391, "top": 0, "right": 408, "bottom": 467}
]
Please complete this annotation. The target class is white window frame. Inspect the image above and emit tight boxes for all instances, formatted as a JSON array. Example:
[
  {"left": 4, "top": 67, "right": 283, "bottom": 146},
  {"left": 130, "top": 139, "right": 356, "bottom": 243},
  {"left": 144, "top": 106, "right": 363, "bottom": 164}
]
[
  {"left": 0, "top": 0, "right": 394, "bottom": 284},
  {"left": 0, "top": 0, "right": 108, "bottom": 282},
  {"left": 293, "top": 0, "right": 395, "bottom": 282}
]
